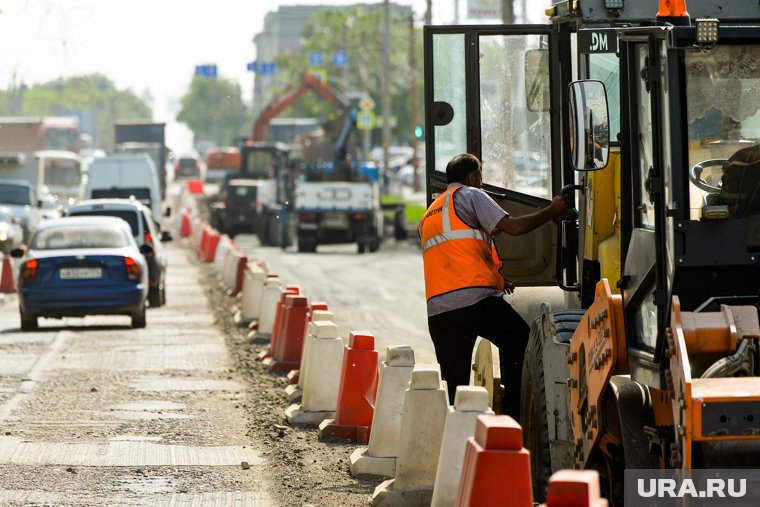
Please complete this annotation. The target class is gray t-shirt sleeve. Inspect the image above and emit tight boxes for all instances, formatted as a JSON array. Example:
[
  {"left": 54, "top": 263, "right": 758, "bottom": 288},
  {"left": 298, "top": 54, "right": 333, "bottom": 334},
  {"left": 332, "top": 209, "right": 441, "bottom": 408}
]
[{"left": 453, "top": 186, "right": 508, "bottom": 232}]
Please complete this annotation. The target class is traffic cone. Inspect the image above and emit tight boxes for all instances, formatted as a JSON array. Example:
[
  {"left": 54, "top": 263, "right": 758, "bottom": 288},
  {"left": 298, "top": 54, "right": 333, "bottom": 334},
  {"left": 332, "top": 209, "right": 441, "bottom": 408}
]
[
  {"left": 203, "top": 230, "right": 221, "bottom": 263},
  {"left": 267, "top": 295, "right": 310, "bottom": 372},
  {"left": 0, "top": 256, "right": 16, "bottom": 293},
  {"left": 198, "top": 226, "right": 209, "bottom": 259},
  {"left": 318, "top": 331, "right": 379, "bottom": 444},
  {"left": 540, "top": 470, "right": 608, "bottom": 507},
  {"left": 455, "top": 414, "right": 533, "bottom": 507}
]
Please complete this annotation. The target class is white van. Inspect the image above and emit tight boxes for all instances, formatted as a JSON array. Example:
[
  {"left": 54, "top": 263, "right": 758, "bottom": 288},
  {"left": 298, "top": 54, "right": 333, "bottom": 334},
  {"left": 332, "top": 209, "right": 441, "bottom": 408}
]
[{"left": 82, "top": 154, "right": 165, "bottom": 228}]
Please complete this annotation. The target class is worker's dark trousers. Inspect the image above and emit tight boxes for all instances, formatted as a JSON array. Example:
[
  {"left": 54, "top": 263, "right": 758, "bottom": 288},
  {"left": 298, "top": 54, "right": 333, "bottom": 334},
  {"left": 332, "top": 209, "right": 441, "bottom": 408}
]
[{"left": 427, "top": 296, "right": 530, "bottom": 420}]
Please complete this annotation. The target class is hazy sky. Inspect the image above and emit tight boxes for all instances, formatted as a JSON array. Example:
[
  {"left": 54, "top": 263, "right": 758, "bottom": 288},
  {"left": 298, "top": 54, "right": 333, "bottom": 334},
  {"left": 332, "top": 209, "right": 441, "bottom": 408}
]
[{"left": 0, "top": 0, "right": 539, "bottom": 152}]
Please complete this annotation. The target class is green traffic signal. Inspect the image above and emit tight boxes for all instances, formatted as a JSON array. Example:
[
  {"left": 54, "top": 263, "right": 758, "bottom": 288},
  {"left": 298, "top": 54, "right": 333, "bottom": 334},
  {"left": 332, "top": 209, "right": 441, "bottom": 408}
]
[{"left": 414, "top": 125, "right": 424, "bottom": 139}]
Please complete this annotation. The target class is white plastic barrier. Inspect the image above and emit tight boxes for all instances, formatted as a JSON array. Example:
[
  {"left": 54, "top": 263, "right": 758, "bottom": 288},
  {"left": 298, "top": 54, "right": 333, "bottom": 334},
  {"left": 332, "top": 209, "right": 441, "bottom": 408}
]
[
  {"left": 430, "top": 386, "right": 492, "bottom": 507},
  {"left": 284, "top": 320, "right": 344, "bottom": 425},
  {"left": 284, "top": 309, "right": 335, "bottom": 402},
  {"left": 371, "top": 363, "right": 449, "bottom": 506},
  {"left": 256, "top": 279, "right": 283, "bottom": 338},
  {"left": 350, "top": 345, "right": 416, "bottom": 478},
  {"left": 239, "top": 261, "right": 268, "bottom": 322}
]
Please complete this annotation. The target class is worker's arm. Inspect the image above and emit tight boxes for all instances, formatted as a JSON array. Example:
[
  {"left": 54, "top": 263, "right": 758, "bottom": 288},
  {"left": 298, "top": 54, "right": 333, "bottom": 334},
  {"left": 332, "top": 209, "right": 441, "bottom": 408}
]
[{"left": 494, "top": 195, "right": 568, "bottom": 236}]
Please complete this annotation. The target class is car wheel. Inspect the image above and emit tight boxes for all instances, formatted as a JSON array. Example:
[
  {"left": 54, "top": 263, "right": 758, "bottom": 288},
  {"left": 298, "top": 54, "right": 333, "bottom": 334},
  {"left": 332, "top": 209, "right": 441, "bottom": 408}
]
[
  {"left": 148, "top": 286, "right": 162, "bottom": 308},
  {"left": 20, "top": 309, "right": 38, "bottom": 332},
  {"left": 131, "top": 304, "right": 147, "bottom": 328},
  {"left": 357, "top": 241, "right": 366, "bottom": 254}
]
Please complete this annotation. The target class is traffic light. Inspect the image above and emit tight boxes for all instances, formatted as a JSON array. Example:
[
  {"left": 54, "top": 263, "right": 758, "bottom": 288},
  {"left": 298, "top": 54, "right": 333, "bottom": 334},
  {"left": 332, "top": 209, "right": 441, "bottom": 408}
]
[{"left": 414, "top": 125, "right": 424, "bottom": 139}]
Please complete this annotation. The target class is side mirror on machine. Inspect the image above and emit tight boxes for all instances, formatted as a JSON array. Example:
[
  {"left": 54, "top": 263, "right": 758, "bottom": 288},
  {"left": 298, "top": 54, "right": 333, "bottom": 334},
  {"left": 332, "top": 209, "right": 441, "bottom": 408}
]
[{"left": 569, "top": 80, "right": 610, "bottom": 171}]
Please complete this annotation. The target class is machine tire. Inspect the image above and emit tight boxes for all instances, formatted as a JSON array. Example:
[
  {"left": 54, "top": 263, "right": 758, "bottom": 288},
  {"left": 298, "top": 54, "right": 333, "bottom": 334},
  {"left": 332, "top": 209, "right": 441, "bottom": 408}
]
[
  {"left": 20, "top": 309, "right": 38, "bottom": 332},
  {"left": 297, "top": 237, "right": 316, "bottom": 253},
  {"left": 368, "top": 237, "right": 381, "bottom": 253},
  {"left": 357, "top": 241, "right": 366, "bottom": 254},
  {"left": 131, "top": 304, "right": 147, "bottom": 329},
  {"left": 521, "top": 317, "right": 553, "bottom": 502}
]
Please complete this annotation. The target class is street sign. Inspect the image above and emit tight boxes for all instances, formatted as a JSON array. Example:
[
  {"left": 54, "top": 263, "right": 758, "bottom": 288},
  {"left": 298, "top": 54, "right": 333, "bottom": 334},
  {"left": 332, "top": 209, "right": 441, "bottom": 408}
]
[
  {"left": 333, "top": 50, "right": 348, "bottom": 68},
  {"left": 356, "top": 111, "right": 376, "bottom": 130},
  {"left": 359, "top": 96, "right": 375, "bottom": 111},
  {"left": 309, "top": 68, "right": 327, "bottom": 84},
  {"left": 260, "top": 62, "right": 276, "bottom": 76},
  {"left": 246, "top": 61, "right": 257, "bottom": 72},
  {"left": 194, "top": 64, "right": 218, "bottom": 78},
  {"left": 309, "top": 52, "right": 324, "bottom": 66}
]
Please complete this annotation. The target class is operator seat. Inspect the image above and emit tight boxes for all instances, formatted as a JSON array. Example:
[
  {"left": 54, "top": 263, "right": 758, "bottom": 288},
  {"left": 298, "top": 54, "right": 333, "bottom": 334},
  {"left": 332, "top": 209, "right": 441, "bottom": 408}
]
[{"left": 719, "top": 143, "right": 760, "bottom": 218}]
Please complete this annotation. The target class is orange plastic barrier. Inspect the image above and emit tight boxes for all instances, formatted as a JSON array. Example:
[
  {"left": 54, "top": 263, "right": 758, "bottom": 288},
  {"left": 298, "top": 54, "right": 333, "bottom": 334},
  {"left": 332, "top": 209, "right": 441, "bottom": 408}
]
[
  {"left": 186, "top": 180, "right": 205, "bottom": 194},
  {"left": 203, "top": 230, "right": 221, "bottom": 263},
  {"left": 268, "top": 295, "right": 310, "bottom": 372},
  {"left": 287, "top": 301, "right": 329, "bottom": 385},
  {"left": 455, "top": 414, "right": 532, "bottom": 507},
  {"left": 179, "top": 208, "right": 192, "bottom": 237},
  {"left": 258, "top": 285, "right": 301, "bottom": 361},
  {"left": 541, "top": 470, "right": 608, "bottom": 507},
  {"left": 0, "top": 256, "right": 16, "bottom": 293},
  {"left": 232, "top": 255, "right": 248, "bottom": 296},
  {"left": 318, "top": 331, "right": 379, "bottom": 444}
]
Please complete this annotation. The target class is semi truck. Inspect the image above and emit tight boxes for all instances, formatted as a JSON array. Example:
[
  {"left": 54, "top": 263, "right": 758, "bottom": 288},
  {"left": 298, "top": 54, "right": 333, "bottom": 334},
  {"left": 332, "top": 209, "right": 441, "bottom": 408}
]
[
  {"left": 425, "top": 0, "right": 760, "bottom": 502},
  {"left": 0, "top": 116, "right": 80, "bottom": 154},
  {"left": 113, "top": 122, "right": 168, "bottom": 199}
]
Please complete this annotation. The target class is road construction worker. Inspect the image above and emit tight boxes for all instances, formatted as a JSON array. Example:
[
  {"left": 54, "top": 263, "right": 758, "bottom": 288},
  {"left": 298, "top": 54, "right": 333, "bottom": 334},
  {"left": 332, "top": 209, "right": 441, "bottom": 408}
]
[{"left": 418, "top": 153, "right": 568, "bottom": 418}]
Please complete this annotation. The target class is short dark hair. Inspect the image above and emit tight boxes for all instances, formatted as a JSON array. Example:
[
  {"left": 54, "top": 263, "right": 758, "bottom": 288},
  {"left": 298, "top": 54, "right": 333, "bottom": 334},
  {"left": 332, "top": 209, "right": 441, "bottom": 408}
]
[{"left": 446, "top": 153, "right": 481, "bottom": 183}]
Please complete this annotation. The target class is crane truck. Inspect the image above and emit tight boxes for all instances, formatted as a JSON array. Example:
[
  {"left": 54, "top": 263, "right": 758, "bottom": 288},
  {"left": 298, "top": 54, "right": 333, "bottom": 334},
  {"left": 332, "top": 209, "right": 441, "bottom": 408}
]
[{"left": 425, "top": 0, "right": 760, "bottom": 502}]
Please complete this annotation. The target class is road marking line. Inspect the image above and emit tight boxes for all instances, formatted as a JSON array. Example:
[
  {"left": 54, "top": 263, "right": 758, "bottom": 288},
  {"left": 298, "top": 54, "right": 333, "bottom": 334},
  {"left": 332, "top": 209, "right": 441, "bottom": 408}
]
[{"left": 0, "top": 331, "right": 70, "bottom": 424}]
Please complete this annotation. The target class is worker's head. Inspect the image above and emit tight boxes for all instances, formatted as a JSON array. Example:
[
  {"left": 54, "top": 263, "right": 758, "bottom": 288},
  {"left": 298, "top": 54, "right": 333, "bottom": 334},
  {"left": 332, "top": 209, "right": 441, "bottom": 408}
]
[{"left": 446, "top": 153, "right": 482, "bottom": 188}]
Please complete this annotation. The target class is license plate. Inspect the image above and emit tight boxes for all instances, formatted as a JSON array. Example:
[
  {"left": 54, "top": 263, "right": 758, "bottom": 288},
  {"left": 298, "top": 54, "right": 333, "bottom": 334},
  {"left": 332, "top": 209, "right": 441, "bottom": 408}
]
[
  {"left": 322, "top": 213, "right": 348, "bottom": 229},
  {"left": 60, "top": 267, "right": 102, "bottom": 280}
]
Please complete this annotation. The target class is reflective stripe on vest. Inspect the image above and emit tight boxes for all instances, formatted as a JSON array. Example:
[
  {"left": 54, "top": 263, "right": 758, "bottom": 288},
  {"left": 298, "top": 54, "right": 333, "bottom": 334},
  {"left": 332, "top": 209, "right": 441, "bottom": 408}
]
[
  {"left": 421, "top": 189, "right": 492, "bottom": 253},
  {"left": 419, "top": 185, "right": 504, "bottom": 301}
]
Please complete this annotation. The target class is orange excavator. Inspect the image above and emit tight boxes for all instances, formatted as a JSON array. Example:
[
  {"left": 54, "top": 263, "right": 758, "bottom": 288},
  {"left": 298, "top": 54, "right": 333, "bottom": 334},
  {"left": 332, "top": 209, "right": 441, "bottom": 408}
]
[{"left": 252, "top": 71, "right": 349, "bottom": 142}]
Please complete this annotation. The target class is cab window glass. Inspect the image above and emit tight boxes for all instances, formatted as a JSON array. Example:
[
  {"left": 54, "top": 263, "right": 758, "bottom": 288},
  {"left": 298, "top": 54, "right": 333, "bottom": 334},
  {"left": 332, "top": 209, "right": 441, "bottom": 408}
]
[
  {"left": 590, "top": 53, "right": 620, "bottom": 143},
  {"left": 479, "top": 34, "right": 551, "bottom": 198}
]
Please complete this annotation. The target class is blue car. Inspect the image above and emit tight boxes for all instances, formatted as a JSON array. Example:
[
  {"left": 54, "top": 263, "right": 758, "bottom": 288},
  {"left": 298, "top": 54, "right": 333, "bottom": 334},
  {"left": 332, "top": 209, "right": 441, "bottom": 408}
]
[{"left": 12, "top": 216, "right": 150, "bottom": 331}]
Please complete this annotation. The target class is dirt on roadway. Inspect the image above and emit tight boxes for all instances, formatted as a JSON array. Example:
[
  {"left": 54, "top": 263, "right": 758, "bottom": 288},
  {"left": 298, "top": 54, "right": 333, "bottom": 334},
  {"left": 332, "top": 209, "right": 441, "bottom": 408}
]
[{"left": 201, "top": 250, "right": 380, "bottom": 507}]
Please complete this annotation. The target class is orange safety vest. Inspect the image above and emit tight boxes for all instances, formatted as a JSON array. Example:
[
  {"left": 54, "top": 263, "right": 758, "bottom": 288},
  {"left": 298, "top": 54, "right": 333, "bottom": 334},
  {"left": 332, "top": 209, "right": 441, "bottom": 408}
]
[{"left": 418, "top": 185, "right": 504, "bottom": 301}]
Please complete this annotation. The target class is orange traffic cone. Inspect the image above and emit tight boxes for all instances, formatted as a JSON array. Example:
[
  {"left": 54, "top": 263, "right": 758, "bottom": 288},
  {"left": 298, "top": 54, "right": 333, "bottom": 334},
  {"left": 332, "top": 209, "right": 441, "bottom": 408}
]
[{"left": 0, "top": 256, "right": 16, "bottom": 293}]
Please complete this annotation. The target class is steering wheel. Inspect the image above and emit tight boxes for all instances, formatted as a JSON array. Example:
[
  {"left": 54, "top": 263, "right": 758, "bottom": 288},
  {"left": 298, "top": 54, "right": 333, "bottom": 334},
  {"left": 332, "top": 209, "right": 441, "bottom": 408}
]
[{"left": 690, "top": 158, "right": 727, "bottom": 192}]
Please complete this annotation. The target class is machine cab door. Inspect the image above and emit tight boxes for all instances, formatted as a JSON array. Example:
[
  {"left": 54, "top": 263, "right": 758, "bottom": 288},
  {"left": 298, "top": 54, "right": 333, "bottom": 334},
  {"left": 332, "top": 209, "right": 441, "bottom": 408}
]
[{"left": 423, "top": 25, "right": 562, "bottom": 286}]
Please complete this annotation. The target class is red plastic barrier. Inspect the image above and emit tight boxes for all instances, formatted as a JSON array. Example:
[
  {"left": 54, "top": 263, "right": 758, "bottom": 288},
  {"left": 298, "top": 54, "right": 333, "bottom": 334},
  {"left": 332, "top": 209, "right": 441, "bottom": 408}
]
[
  {"left": 232, "top": 255, "right": 248, "bottom": 296},
  {"left": 541, "top": 470, "right": 608, "bottom": 507},
  {"left": 186, "top": 180, "right": 205, "bottom": 194},
  {"left": 318, "top": 331, "right": 379, "bottom": 444},
  {"left": 198, "top": 226, "right": 210, "bottom": 259},
  {"left": 287, "top": 301, "right": 331, "bottom": 385},
  {"left": 456, "top": 414, "right": 532, "bottom": 507},
  {"left": 203, "top": 230, "right": 221, "bottom": 263},
  {"left": 179, "top": 208, "right": 192, "bottom": 238},
  {"left": 268, "top": 295, "right": 310, "bottom": 372},
  {"left": 0, "top": 256, "right": 16, "bottom": 293},
  {"left": 258, "top": 285, "right": 301, "bottom": 361}
]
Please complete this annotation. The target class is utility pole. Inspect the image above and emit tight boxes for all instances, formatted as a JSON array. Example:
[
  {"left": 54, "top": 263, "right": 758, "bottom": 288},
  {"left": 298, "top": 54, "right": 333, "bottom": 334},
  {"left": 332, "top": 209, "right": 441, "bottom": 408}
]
[
  {"left": 425, "top": 0, "right": 432, "bottom": 24},
  {"left": 381, "top": 0, "right": 391, "bottom": 195},
  {"left": 409, "top": 14, "right": 420, "bottom": 192},
  {"left": 501, "top": 0, "right": 515, "bottom": 24}
]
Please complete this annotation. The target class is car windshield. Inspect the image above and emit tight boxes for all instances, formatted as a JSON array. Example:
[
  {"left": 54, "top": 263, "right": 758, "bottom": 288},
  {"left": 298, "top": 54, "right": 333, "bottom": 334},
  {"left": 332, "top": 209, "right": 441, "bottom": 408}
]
[
  {"left": 67, "top": 209, "right": 139, "bottom": 236},
  {"left": 0, "top": 209, "right": 13, "bottom": 222},
  {"left": 43, "top": 159, "right": 81, "bottom": 186},
  {"left": 0, "top": 185, "right": 30, "bottom": 205},
  {"left": 31, "top": 225, "right": 129, "bottom": 250},
  {"left": 91, "top": 188, "right": 151, "bottom": 206}
]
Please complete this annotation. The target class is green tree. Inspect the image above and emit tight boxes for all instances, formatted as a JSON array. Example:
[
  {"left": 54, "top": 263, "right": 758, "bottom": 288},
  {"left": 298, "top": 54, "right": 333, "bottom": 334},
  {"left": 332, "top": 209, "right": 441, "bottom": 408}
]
[
  {"left": 177, "top": 76, "right": 249, "bottom": 147},
  {"left": 1, "top": 74, "right": 152, "bottom": 151},
  {"left": 267, "top": 6, "right": 424, "bottom": 146}
]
